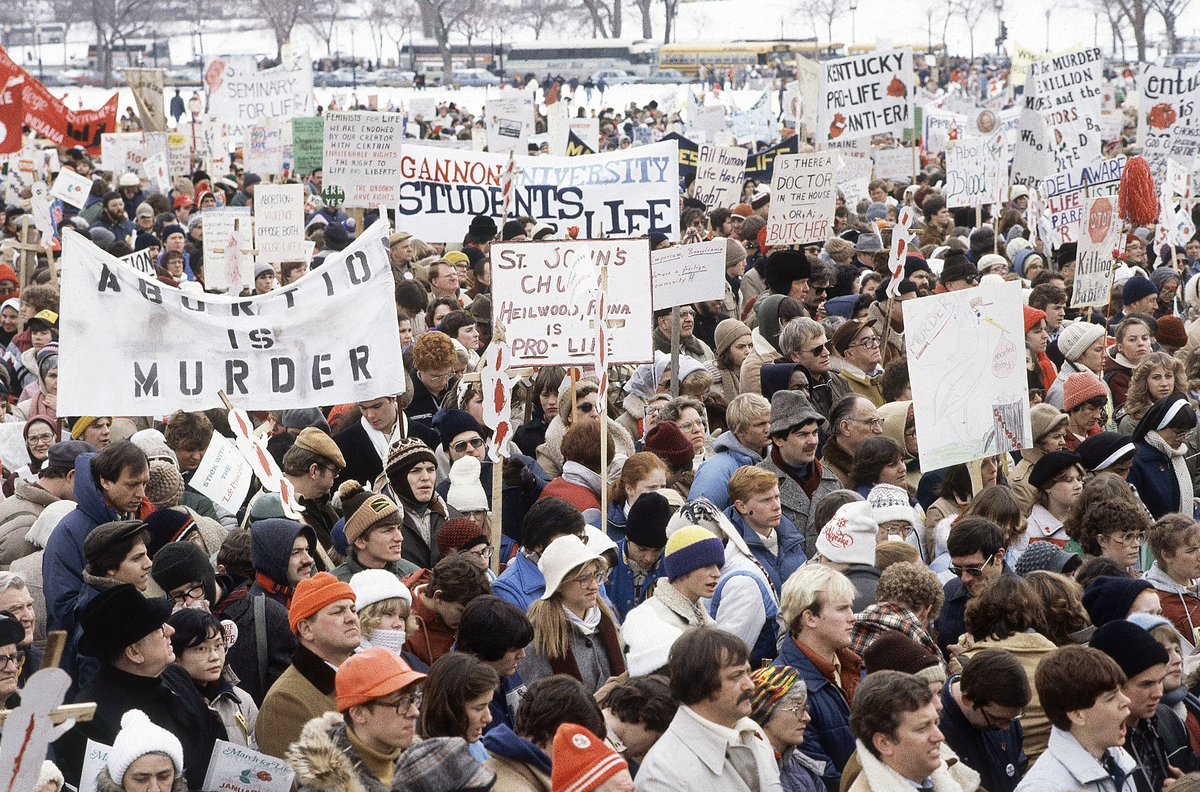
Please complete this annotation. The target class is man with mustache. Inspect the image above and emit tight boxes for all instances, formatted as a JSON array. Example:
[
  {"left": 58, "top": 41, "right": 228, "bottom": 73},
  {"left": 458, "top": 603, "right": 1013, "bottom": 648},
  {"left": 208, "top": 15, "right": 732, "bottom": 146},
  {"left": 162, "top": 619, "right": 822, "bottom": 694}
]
[{"left": 248, "top": 519, "right": 323, "bottom": 607}]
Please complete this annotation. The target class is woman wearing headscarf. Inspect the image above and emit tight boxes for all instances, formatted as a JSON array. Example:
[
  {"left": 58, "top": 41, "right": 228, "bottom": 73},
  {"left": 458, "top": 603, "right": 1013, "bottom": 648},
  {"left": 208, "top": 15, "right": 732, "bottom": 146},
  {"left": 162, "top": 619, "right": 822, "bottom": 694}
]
[
  {"left": 14, "top": 342, "right": 57, "bottom": 423},
  {"left": 4, "top": 416, "right": 56, "bottom": 497},
  {"left": 740, "top": 294, "right": 806, "bottom": 396},
  {"left": 1129, "top": 392, "right": 1199, "bottom": 519}
]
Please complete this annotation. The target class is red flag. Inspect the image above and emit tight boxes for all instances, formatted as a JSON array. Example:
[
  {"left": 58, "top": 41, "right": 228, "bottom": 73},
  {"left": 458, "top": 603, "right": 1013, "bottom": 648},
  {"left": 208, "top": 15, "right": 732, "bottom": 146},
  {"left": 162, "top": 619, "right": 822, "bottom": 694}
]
[
  {"left": 545, "top": 81, "right": 560, "bottom": 106},
  {"left": 0, "top": 75, "right": 24, "bottom": 155},
  {"left": 0, "top": 44, "right": 117, "bottom": 153}
]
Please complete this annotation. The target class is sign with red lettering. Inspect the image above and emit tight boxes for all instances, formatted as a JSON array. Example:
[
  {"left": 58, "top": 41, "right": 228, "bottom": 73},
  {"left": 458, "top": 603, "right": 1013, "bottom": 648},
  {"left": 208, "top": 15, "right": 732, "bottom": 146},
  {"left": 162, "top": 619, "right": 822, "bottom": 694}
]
[{"left": 766, "top": 152, "right": 837, "bottom": 246}]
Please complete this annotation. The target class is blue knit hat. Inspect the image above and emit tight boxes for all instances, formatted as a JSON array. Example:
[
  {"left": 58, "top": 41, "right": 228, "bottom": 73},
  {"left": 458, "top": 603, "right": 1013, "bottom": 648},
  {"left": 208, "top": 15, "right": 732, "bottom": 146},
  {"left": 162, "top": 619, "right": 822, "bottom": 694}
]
[
  {"left": 663, "top": 525, "right": 725, "bottom": 581},
  {"left": 1122, "top": 275, "right": 1157, "bottom": 306}
]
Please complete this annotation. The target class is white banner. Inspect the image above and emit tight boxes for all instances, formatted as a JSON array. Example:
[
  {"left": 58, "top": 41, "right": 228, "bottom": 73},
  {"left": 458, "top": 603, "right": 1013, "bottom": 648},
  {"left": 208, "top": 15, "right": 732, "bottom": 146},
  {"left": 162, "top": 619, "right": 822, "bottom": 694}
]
[
  {"left": 650, "top": 240, "right": 727, "bottom": 310},
  {"left": 190, "top": 434, "right": 254, "bottom": 510},
  {"left": 203, "top": 52, "right": 315, "bottom": 141},
  {"left": 254, "top": 184, "right": 306, "bottom": 263},
  {"left": 817, "top": 48, "right": 913, "bottom": 145},
  {"left": 397, "top": 142, "right": 681, "bottom": 242},
  {"left": 693, "top": 144, "right": 748, "bottom": 210},
  {"left": 905, "top": 281, "right": 1032, "bottom": 470},
  {"left": 1072, "top": 196, "right": 1120, "bottom": 308},
  {"left": 766, "top": 152, "right": 838, "bottom": 246},
  {"left": 491, "top": 239, "right": 654, "bottom": 366},
  {"left": 486, "top": 94, "right": 535, "bottom": 154},
  {"left": 944, "top": 134, "right": 1004, "bottom": 208},
  {"left": 57, "top": 220, "right": 404, "bottom": 414},
  {"left": 121, "top": 248, "right": 156, "bottom": 276},
  {"left": 322, "top": 111, "right": 405, "bottom": 209}
]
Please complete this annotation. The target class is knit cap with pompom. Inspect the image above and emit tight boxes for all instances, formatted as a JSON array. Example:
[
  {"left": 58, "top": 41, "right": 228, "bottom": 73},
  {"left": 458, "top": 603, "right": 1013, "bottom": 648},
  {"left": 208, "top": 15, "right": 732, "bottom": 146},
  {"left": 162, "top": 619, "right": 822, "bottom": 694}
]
[
  {"left": 106, "top": 709, "right": 184, "bottom": 786},
  {"left": 340, "top": 480, "right": 402, "bottom": 546}
]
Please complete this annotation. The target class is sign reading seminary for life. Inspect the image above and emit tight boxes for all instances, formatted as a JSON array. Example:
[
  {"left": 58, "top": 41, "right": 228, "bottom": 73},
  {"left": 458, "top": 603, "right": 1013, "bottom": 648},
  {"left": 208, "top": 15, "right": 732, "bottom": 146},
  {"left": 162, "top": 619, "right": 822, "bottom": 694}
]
[
  {"left": 396, "top": 141, "right": 680, "bottom": 242},
  {"left": 817, "top": 48, "right": 913, "bottom": 144},
  {"left": 491, "top": 239, "right": 654, "bottom": 366},
  {"left": 56, "top": 220, "right": 404, "bottom": 415},
  {"left": 904, "top": 280, "right": 1032, "bottom": 471}
]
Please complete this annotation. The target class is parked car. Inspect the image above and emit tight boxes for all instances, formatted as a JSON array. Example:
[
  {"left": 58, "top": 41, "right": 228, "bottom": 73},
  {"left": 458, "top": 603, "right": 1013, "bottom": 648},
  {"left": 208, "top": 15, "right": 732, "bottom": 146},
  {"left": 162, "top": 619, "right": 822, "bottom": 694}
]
[
  {"left": 372, "top": 69, "right": 416, "bottom": 86},
  {"left": 452, "top": 68, "right": 501, "bottom": 86},
  {"left": 589, "top": 69, "right": 635, "bottom": 85},
  {"left": 642, "top": 69, "right": 689, "bottom": 84}
]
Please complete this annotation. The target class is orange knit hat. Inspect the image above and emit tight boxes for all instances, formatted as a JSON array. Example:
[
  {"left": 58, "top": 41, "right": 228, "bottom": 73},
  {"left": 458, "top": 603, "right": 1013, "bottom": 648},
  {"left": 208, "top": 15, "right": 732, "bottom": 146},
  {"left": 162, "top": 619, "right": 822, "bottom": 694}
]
[
  {"left": 550, "top": 724, "right": 628, "bottom": 792},
  {"left": 335, "top": 646, "right": 427, "bottom": 711},
  {"left": 288, "top": 571, "right": 356, "bottom": 633}
]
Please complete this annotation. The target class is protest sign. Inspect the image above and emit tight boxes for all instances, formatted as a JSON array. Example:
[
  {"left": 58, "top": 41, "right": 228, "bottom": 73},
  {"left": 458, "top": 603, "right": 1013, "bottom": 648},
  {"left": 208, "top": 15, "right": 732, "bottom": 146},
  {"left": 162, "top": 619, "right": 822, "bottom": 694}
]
[
  {"left": 1041, "top": 155, "right": 1125, "bottom": 246},
  {"left": 143, "top": 151, "right": 171, "bottom": 194},
  {"left": 944, "top": 134, "right": 1004, "bottom": 208},
  {"left": 486, "top": 94, "right": 535, "bottom": 154},
  {"left": 322, "top": 111, "right": 405, "bottom": 209},
  {"left": 817, "top": 48, "right": 913, "bottom": 144},
  {"left": 0, "top": 45, "right": 116, "bottom": 154},
  {"left": 255, "top": 184, "right": 305, "bottom": 263},
  {"left": 203, "top": 207, "right": 252, "bottom": 288},
  {"left": 103, "top": 131, "right": 167, "bottom": 176},
  {"left": 122, "top": 67, "right": 165, "bottom": 132},
  {"left": 120, "top": 248, "right": 157, "bottom": 276},
  {"left": 1013, "top": 48, "right": 1104, "bottom": 184},
  {"left": 905, "top": 280, "right": 1032, "bottom": 470},
  {"left": 397, "top": 141, "right": 680, "bottom": 242},
  {"left": 29, "top": 182, "right": 61, "bottom": 249},
  {"left": 203, "top": 52, "right": 314, "bottom": 140},
  {"left": 1071, "top": 196, "right": 1120, "bottom": 308},
  {"left": 80, "top": 739, "right": 111, "bottom": 792},
  {"left": 203, "top": 740, "right": 295, "bottom": 792},
  {"left": 50, "top": 169, "right": 92, "bottom": 209},
  {"left": 729, "top": 91, "right": 776, "bottom": 143},
  {"left": 492, "top": 239, "right": 653, "bottom": 366},
  {"left": 873, "top": 147, "right": 913, "bottom": 181},
  {"left": 840, "top": 177, "right": 870, "bottom": 210},
  {"left": 569, "top": 118, "right": 600, "bottom": 152},
  {"left": 292, "top": 116, "right": 324, "bottom": 175},
  {"left": 546, "top": 100, "right": 571, "bottom": 156},
  {"left": 766, "top": 152, "right": 837, "bottom": 246},
  {"left": 693, "top": 144, "right": 748, "bottom": 211},
  {"left": 836, "top": 153, "right": 873, "bottom": 185},
  {"left": 167, "top": 132, "right": 191, "bottom": 178},
  {"left": 795, "top": 56, "right": 820, "bottom": 135},
  {"left": 1139, "top": 62, "right": 1200, "bottom": 184},
  {"left": 191, "top": 434, "right": 254, "bottom": 510},
  {"left": 650, "top": 240, "right": 727, "bottom": 310},
  {"left": 58, "top": 219, "right": 403, "bottom": 415},
  {"left": 922, "top": 109, "right": 968, "bottom": 154},
  {"left": 244, "top": 123, "right": 284, "bottom": 176},
  {"left": 689, "top": 105, "right": 726, "bottom": 142},
  {"left": 0, "top": 423, "right": 29, "bottom": 469}
]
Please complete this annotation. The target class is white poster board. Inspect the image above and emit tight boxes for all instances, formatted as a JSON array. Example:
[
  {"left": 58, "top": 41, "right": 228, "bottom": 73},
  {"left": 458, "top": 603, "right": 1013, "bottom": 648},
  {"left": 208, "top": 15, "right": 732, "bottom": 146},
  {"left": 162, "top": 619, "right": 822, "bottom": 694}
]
[
  {"left": 190, "top": 433, "right": 254, "bottom": 510},
  {"left": 904, "top": 280, "right": 1032, "bottom": 470},
  {"left": 79, "top": 739, "right": 112, "bottom": 792},
  {"left": 1071, "top": 196, "right": 1120, "bottom": 308},
  {"left": 50, "top": 169, "right": 92, "bottom": 209},
  {"left": 766, "top": 152, "right": 838, "bottom": 246},
  {"left": 203, "top": 52, "right": 315, "bottom": 140},
  {"left": 944, "top": 134, "right": 1005, "bottom": 208},
  {"left": 491, "top": 239, "right": 654, "bottom": 366},
  {"left": 202, "top": 740, "right": 295, "bottom": 792},
  {"left": 321, "top": 111, "right": 405, "bottom": 209},
  {"left": 244, "top": 123, "right": 284, "bottom": 176},
  {"left": 693, "top": 144, "right": 748, "bottom": 211},
  {"left": 202, "top": 207, "right": 252, "bottom": 292},
  {"left": 254, "top": 184, "right": 306, "bottom": 263},
  {"left": 873, "top": 147, "right": 914, "bottom": 181},
  {"left": 1043, "top": 155, "right": 1125, "bottom": 247},
  {"left": 817, "top": 48, "right": 913, "bottom": 145},
  {"left": 650, "top": 240, "right": 727, "bottom": 311},
  {"left": 120, "top": 248, "right": 157, "bottom": 276},
  {"left": 1139, "top": 62, "right": 1200, "bottom": 184},
  {"left": 486, "top": 94, "right": 536, "bottom": 154}
]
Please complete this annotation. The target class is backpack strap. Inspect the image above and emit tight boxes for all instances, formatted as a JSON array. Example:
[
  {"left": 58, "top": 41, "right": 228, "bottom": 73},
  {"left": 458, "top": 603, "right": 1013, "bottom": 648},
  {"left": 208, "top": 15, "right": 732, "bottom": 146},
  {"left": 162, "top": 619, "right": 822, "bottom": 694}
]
[{"left": 254, "top": 593, "right": 268, "bottom": 696}]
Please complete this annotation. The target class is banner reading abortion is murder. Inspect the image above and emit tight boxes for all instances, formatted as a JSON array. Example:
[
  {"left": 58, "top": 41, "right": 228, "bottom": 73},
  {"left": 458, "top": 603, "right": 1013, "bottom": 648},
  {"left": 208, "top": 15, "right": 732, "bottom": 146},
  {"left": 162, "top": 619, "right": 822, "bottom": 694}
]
[
  {"left": 57, "top": 221, "right": 404, "bottom": 415},
  {"left": 396, "top": 141, "right": 680, "bottom": 242}
]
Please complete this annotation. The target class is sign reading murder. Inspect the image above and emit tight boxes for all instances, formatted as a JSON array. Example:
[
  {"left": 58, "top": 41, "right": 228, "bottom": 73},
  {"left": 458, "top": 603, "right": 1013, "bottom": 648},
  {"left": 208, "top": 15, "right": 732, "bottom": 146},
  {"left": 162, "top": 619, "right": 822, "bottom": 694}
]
[
  {"left": 693, "top": 144, "right": 748, "bottom": 210},
  {"left": 1072, "top": 196, "right": 1120, "bottom": 308},
  {"left": 254, "top": 184, "right": 305, "bottom": 263},
  {"left": 817, "top": 47, "right": 913, "bottom": 144},
  {"left": 397, "top": 141, "right": 680, "bottom": 242},
  {"left": 1014, "top": 48, "right": 1105, "bottom": 184},
  {"left": 491, "top": 239, "right": 653, "bottom": 365},
  {"left": 58, "top": 219, "right": 404, "bottom": 415},
  {"left": 944, "top": 134, "right": 1005, "bottom": 208},
  {"left": 766, "top": 152, "right": 837, "bottom": 246},
  {"left": 650, "top": 240, "right": 727, "bottom": 310},
  {"left": 322, "top": 111, "right": 405, "bottom": 209},
  {"left": 203, "top": 52, "right": 314, "bottom": 140}
]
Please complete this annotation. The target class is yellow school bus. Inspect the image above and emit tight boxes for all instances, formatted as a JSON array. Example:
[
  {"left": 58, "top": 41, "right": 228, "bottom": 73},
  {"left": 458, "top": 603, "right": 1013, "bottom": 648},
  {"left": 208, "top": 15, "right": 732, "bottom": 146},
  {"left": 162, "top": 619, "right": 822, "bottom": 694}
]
[{"left": 658, "top": 41, "right": 831, "bottom": 77}]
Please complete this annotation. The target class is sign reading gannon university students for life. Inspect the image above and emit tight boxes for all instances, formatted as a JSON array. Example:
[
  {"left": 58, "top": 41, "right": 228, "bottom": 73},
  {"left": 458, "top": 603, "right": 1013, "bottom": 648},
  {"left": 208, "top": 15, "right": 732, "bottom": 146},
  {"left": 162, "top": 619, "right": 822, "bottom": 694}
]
[
  {"left": 491, "top": 239, "right": 654, "bottom": 366},
  {"left": 56, "top": 221, "right": 405, "bottom": 416}
]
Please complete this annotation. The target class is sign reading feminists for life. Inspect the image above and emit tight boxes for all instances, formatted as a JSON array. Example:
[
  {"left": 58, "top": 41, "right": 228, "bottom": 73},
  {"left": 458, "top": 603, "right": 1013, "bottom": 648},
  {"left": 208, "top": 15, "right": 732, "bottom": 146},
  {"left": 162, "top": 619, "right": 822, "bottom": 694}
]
[
  {"left": 766, "top": 152, "right": 837, "bottom": 246},
  {"left": 322, "top": 111, "right": 405, "bottom": 209},
  {"left": 817, "top": 48, "right": 913, "bottom": 144},
  {"left": 56, "top": 221, "right": 405, "bottom": 415},
  {"left": 491, "top": 239, "right": 654, "bottom": 366}
]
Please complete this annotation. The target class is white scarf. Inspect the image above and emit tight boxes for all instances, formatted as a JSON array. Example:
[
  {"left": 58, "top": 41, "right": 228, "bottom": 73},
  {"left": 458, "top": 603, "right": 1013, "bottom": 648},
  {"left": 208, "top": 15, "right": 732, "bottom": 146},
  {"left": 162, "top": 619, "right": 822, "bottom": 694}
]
[
  {"left": 1148, "top": 430, "right": 1194, "bottom": 514},
  {"left": 362, "top": 414, "right": 405, "bottom": 467},
  {"left": 564, "top": 605, "right": 602, "bottom": 636},
  {"left": 562, "top": 461, "right": 603, "bottom": 496},
  {"left": 362, "top": 628, "right": 407, "bottom": 653}
]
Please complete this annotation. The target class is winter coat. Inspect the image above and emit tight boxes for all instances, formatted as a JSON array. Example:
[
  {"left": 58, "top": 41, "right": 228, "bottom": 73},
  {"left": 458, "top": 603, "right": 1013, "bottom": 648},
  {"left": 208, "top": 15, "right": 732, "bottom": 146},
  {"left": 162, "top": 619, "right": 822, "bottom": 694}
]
[
  {"left": 711, "top": 547, "right": 780, "bottom": 666},
  {"left": 494, "top": 551, "right": 546, "bottom": 612},
  {"left": 691, "top": 432, "right": 765, "bottom": 511},
  {"left": 758, "top": 449, "right": 842, "bottom": 558},
  {"left": 256, "top": 644, "right": 339, "bottom": 759},
  {"left": 288, "top": 712, "right": 391, "bottom": 792},
  {"left": 540, "top": 476, "right": 602, "bottom": 513},
  {"left": 867, "top": 301, "right": 905, "bottom": 368},
  {"left": 0, "top": 477, "right": 58, "bottom": 568},
  {"left": 635, "top": 706, "right": 783, "bottom": 792},
  {"left": 1129, "top": 441, "right": 1184, "bottom": 519},
  {"left": 514, "top": 410, "right": 552, "bottom": 459},
  {"left": 779, "top": 746, "right": 827, "bottom": 792},
  {"left": 773, "top": 636, "right": 860, "bottom": 791},
  {"left": 1009, "top": 447, "right": 1044, "bottom": 516},
  {"left": 537, "top": 415, "right": 636, "bottom": 479},
  {"left": 740, "top": 327, "right": 781, "bottom": 396},
  {"left": 1104, "top": 349, "right": 1135, "bottom": 409},
  {"left": 405, "top": 586, "right": 458, "bottom": 667},
  {"left": 961, "top": 631, "right": 1057, "bottom": 761},
  {"left": 844, "top": 565, "right": 881, "bottom": 613},
  {"left": 939, "top": 676, "right": 1025, "bottom": 792},
  {"left": 63, "top": 572, "right": 120, "bottom": 695},
  {"left": 248, "top": 519, "right": 322, "bottom": 607},
  {"left": 434, "top": 454, "right": 549, "bottom": 543},
  {"left": 624, "top": 582, "right": 715, "bottom": 676},
  {"left": 934, "top": 565, "right": 1016, "bottom": 655},
  {"left": 330, "top": 551, "right": 420, "bottom": 584},
  {"left": 724, "top": 506, "right": 807, "bottom": 595},
  {"left": 211, "top": 577, "right": 298, "bottom": 706},
  {"left": 333, "top": 415, "right": 440, "bottom": 489},
  {"left": 847, "top": 738, "right": 967, "bottom": 792},
  {"left": 830, "top": 365, "right": 884, "bottom": 408},
  {"left": 819, "top": 437, "right": 854, "bottom": 490},
  {"left": 96, "top": 765, "right": 187, "bottom": 792},
  {"left": 517, "top": 608, "right": 625, "bottom": 694},
  {"left": 1145, "top": 563, "right": 1200, "bottom": 653},
  {"left": 57, "top": 663, "right": 227, "bottom": 791},
  {"left": 207, "top": 674, "right": 259, "bottom": 748},
  {"left": 609, "top": 538, "right": 666, "bottom": 620},
  {"left": 484, "top": 724, "right": 553, "bottom": 792},
  {"left": 1015, "top": 726, "right": 1138, "bottom": 792},
  {"left": 396, "top": 493, "right": 448, "bottom": 571}
]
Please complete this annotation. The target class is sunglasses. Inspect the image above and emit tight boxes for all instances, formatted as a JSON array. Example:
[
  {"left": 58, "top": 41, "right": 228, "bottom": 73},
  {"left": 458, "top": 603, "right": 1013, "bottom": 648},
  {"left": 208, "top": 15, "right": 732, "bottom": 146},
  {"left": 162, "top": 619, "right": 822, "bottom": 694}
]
[{"left": 451, "top": 436, "right": 486, "bottom": 454}]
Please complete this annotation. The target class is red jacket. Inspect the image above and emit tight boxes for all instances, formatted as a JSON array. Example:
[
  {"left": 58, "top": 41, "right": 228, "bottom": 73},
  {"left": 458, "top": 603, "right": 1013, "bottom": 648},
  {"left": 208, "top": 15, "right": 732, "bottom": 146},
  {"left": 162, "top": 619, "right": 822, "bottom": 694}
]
[
  {"left": 539, "top": 477, "right": 601, "bottom": 514},
  {"left": 403, "top": 585, "right": 456, "bottom": 667}
]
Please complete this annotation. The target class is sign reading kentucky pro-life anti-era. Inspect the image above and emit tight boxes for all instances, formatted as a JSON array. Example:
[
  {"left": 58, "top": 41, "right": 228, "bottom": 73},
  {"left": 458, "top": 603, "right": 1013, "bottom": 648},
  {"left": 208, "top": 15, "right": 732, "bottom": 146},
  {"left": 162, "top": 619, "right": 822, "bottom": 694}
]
[
  {"left": 491, "top": 239, "right": 654, "bottom": 366},
  {"left": 765, "top": 152, "right": 837, "bottom": 246},
  {"left": 817, "top": 47, "right": 913, "bottom": 144},
  {"left": 397, "top": 141, "right": 680, "bottom": 242},
  {"left": 56, "top": 220, "right": 404, "bottom": 415},
  {"left": 322, "top": 111, "right": 405, "bottom": 209}
]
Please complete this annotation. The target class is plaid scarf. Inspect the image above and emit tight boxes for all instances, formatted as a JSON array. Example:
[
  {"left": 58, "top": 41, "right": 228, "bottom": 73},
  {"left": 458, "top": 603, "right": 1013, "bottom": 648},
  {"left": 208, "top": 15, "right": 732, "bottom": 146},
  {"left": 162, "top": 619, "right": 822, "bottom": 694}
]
[{"left": 850, "top": 602, "right": 945, "bottom": 668}]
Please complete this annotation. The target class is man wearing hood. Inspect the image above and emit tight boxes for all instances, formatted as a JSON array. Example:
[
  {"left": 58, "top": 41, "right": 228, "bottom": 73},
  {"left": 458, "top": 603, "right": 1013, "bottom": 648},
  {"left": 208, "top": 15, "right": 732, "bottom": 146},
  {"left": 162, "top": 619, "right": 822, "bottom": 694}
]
[{"left": 249, "top": 518, "right": 323, "bottom": 606}]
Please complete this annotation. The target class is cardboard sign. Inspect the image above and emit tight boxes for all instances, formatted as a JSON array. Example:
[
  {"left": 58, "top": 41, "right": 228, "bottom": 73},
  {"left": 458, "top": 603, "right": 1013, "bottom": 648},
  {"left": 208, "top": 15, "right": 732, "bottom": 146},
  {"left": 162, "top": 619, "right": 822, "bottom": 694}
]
[
  {"left": 190, "top": 433, "right": 254, "bottom": 510},
  {"left": 650, "top": 240, "right": 727, "bottom": 310},
  {"left": 1042, "top": 155, "right": 1125, "bottom": 246},
  {"left": 50, "top": 168, "right": 92, "bottom": 209},
  {"left": 202, "top": 207, "right": 252, "bottom": 288},
  {"left": 123, "top": 67, "right": 165, "bottom": 131},
  {"left": 693, "top": 144, "right": 748, "bottom": 210},
  {"left": 491, "top": 239, "right": 654, "bottom": 366},
  {"left": 167, "top": 132, "right": 191, "bottom": 178},
  {"left": 322, "top": 111, "right": 405, "bottom": 209},
  {"left": 203, "top": 740, "right": 295, "bottom": 792},
  {"left": 1014, "top": 48, "right": 1105, "bottom": 184},
  {"left": 203, "top": 52, "right": 314, "bottom": 140},
  {"left": 1072, "top": 196, "right": 1120, "bottom": 308},
  {"left": 873, "top": 147, "right": 914, "bottom": 181},
  {"left": 291, "top": 116, "right": 324, "bottom": 175},
  {"left": 944, "top": 134, "right": 1005, "bottom": 208},
  {"left": 244, "top": 123, "right": 284, "bottom": 176},
  {"left": 254, "top": 184, "right": 305, "bottom": 263},
  {"left": 486, "top": 94, "right": 536, "bottom": 154},
  {"left": 1139, "top": 62, "right": 1200, "bottom": 184},
  {"left": 817, "top": 48, "right": 913, "bottom": 144},
  {"left": 80, "top": 739, "right": 112, "bottom": 792},
  {"left": 481, "top": 342, "right": 513, "bottom": 462},
  {"left": 143, "top": 151, "right": 171, "bottom": 194},
  {"left": 766, "top": 152, "right": 838, "bottom": 246}
]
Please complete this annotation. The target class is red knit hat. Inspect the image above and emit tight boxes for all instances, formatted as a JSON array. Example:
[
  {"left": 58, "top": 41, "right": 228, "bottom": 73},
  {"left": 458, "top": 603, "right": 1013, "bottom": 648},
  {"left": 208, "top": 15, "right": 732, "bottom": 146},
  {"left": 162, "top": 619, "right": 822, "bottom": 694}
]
[
  {"left": 335, "top": 646, "right": 426, "bottom": 711},
  {"left": 436, "top": 517, "right": 487, "bottom": 557},
  {"left": 550, "top": 724, "right": 628, "bottom": 792},
  {"left": 644, "top": 420, "right": 694, "bottom": 469},
  {"left": 1022, "top": 304, "right": 1047, "bottom": 334},
  {"left": 288, "top": 571, "right": 356, "bottom": 633},
  {"left": 1063, "top": 372, "right": 1108, "bottom": 412}
]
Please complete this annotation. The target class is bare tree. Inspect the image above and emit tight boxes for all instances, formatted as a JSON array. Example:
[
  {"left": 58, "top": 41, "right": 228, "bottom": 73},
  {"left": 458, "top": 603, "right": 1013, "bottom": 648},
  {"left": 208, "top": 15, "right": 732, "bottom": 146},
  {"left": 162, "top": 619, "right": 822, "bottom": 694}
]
[
  {"left": 576, "top": 0, "right": 621, "bottom": 37},
  {"left": 663, "top": 0, "right": 681, "bottom": 43},
  {"left": 89, "top": 0, "right": 163, "bottom": 86},
  {"left": 303, "top": 0, "right": 342, "bottom": 57},
  {"left": 507, "top": 0, "right": 573, "bottom": 37},
  {"left": 951, "top": 0, "right": 990, "bottom": 58},
  {"left": 801, "top": 0, "right": 849, "bottom": 51},
  {"left": 368, "top": 0, "right": 419, "bottom": 67},
  {"left": 1108, "top": 0, "right": 1151, "bottom": 60},
  {"left": 1154, "top": 0, "right": 1192, "bottom": 53},
  {"left": 454, "top": 2, "right": 492, "bottom": 68},
  {"left": 633, "top": 0, "right": 653, "bottom": 39},
  {"left": 415, "top": 0, "right": 477, "bottom": 79},
  {"left": 254, "top": 0, "right": 310, "bottom": 60}
]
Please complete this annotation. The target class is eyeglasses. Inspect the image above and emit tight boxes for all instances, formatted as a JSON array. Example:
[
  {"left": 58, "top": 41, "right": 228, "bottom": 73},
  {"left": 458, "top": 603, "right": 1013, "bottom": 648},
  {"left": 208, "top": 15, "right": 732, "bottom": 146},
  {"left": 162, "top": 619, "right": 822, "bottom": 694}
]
[
  {"left": 425, "top": 370, "right": 454, "bottom": 384},
  {"left": 465, "top": 544, "right": 493, "bottom": 560},
  {"left": 777, "top": 703, "right": 807, "bottom": 717},
  {"left": 170, "top": 583, "right": 206, "bottom": 606},
  {"left": 950, "top": 555, "right": 996, "bottom": 579},
  {"left": 977, "top": 705, "right": 1024, "bottom": 730},
  {"left": 803, "top": 341, "right": 832, "bottom": 356},
  {"left": 850, "top": 417, "right": 884, "bottom": 431},
  {"left": 568, "top": 571, "right": 607, "bottom": 585},
  {"left": 26, "top": 433, "right": 54, "bottom": 446},
  {"left": 451, "top": 436, "right": 486, "bottom": 454},
  {"left": 0, "top": 653, "right": 17, "bottom": 669},
  {"left": 577, "top": 402, "right": 597, "bottom": 414},
  {"left": 848, "top": 336, "right": 880, "bottom": 349},
  {"left": 1109, "top": 531, "right": 1146, "bottom": 546},
  {"left": 377, "top": 690, "right": 423, "bottom": 714},
  {"left": 677, "top": 419, "right": 704, "bottom": 432}
]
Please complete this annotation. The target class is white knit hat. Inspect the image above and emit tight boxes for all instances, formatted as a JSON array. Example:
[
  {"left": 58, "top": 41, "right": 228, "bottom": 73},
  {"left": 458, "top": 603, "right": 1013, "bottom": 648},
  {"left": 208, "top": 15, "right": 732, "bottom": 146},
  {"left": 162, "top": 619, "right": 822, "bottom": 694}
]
[
  {"left": 35, "top": 761, "right": 63, "bottom": 792},
  {"left": 815, "top": 501, "right": 877, "bottom": 566},
  {"left": 349, "top": 568, "right": 412, "bottom": 611},
  {"left": 867, "top": 484, "right": 923, "bottom": 538},
  {"left": 446, "top": 456, "right": 489, "bottom": 513},
  {"left": 538, "top": 535, "right": 603, "bottom": 599},
  {"left": 106, "top": 709, "right": 184, "bottom": 786},
  {"left": 1057, "top": 321, "right": 1107, "bottom": 362}
]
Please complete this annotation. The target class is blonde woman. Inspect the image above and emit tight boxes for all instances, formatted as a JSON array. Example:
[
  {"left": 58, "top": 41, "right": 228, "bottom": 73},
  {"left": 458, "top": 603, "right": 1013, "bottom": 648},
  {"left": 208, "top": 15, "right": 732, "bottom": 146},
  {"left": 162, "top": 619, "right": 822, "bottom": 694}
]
[
  {"left": 518, "top": 535, "right": 625, "bottom": 694},
  {"left": 1118, "top": 351, "right": 1188, "bottom": 435}
]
